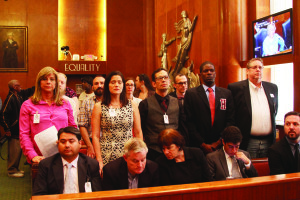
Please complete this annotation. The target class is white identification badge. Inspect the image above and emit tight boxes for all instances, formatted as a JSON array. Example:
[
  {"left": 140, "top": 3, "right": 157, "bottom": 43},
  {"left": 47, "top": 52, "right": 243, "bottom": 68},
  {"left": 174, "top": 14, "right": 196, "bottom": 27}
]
[
  {"left": 85, "top": 182, "right": 92, "bottom": 192},
  {"left": 164, "top": 113, "right": 169, "bottom": 124},
  {"left": 109, "top": 108, "right": 116, "bottom": 117},
  {"left": 33, "top": 111, "right": 40, "bottom": 124}
]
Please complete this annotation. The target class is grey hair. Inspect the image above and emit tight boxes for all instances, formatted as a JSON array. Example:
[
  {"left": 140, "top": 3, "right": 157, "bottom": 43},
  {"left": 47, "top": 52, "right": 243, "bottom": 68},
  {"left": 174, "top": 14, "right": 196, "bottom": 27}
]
[
  {"left": 8, "top": 80, "right": 18, "bottom": 90},
  {"left": 124, "top": 138, "right": 148, "bottom": 157}
]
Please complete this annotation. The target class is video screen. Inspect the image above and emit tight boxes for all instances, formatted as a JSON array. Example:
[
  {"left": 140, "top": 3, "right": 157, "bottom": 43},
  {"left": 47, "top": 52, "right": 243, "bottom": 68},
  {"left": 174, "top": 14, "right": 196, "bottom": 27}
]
[{"left": 253, "top": 9, "right": 292, "bottom": 58}]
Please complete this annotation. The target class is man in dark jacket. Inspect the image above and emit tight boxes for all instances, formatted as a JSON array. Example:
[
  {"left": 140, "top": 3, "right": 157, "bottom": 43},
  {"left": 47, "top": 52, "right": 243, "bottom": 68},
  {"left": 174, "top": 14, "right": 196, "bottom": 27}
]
[
  {"left": 0, "top": 80, "right": 34, "bottom": 177},
  {"left": 102, "top": 138, "right": 159, "bottom": 190}
]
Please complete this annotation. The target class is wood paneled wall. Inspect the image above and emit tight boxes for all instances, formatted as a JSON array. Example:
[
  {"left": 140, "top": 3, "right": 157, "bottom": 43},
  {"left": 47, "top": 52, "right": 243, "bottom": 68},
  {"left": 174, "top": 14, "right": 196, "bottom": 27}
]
[
  {"left": 154, "top": 0, "right": 248, "bottom": 87},
  {"left": 0, "top": 0, "right": 299, "bottom": 109},
  {"left": 0, "top": 0, "right": 58, "bottom": 102}
]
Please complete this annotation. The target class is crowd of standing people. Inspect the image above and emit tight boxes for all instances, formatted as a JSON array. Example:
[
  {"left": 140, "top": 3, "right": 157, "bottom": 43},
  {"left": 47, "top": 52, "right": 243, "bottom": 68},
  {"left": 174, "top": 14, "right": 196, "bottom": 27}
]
[{"left": 0, "top": 57, "right": 299, "bottom": 197}]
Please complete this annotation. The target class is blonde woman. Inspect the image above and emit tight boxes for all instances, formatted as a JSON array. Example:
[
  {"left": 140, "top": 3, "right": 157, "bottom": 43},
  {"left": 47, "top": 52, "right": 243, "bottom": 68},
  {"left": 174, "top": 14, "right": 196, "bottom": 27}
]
[{"left": 19, "top": 67, "right": 77, "bottom": 164}]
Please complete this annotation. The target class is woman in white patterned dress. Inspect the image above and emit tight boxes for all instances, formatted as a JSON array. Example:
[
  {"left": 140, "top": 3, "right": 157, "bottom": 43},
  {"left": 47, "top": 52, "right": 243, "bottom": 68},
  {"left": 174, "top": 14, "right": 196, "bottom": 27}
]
[{"left": 92, "top": 71, "right": 143, "bottom": 175}]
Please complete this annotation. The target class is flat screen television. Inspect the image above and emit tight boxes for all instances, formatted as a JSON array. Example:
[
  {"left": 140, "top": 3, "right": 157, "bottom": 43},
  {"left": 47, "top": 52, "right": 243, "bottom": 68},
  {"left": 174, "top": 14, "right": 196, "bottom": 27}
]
[{"left": 253, "top": 8, "right": 293, "bottom": 58}]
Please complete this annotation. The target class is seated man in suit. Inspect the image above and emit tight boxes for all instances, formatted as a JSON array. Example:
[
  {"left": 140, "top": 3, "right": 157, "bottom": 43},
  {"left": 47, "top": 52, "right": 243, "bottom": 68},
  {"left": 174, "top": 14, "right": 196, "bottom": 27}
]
[
  {"left": 206, "top": 126, "right": 258, "bottom": 181},
  {"left": 32, "top": 126, "right": 102, "bottom": 196},
  {"left": 102, "top": 138, "right": 159, "bottom": 190},
  {"left": 268, "top": 111, "right": 300, "bottom": 175}
]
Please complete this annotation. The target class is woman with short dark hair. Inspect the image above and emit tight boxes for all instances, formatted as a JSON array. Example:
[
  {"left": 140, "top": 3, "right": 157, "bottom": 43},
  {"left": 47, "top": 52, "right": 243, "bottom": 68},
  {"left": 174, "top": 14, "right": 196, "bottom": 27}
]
[{"left": 156, "top": 128, "right": 213, "bottom": 185}]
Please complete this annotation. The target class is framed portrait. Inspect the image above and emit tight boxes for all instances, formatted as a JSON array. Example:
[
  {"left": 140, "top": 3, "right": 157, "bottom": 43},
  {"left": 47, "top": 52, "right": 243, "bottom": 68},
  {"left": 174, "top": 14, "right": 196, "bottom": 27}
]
[{"left": 0, "top": 26, "right": 28, "bottom": 72}]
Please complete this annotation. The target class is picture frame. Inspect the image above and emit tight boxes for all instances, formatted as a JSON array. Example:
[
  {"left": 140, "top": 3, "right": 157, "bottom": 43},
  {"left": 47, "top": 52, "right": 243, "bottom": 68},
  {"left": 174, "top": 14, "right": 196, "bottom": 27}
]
[{"left": 0, "top": 26, "right": 28, "bottom": 72}]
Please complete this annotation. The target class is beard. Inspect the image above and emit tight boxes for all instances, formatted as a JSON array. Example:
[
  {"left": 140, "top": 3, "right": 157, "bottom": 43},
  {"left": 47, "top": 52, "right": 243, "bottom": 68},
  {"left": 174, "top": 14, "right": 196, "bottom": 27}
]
[
  {"left": 94, "top": 88, "right": 103, "bottom": 97},
  {"left": 286, "top": 131, "right": 300, "bottom": 141}
]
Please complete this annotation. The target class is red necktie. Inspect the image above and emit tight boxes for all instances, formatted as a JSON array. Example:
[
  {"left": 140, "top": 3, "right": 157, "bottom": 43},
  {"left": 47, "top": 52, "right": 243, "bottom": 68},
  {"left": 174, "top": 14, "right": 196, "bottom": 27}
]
[
  {"left": 207, "top": 88, "right": 215, "bottom": 125},
  {"left": 161, "top": 99, "right": 168, "bottom": 112}
]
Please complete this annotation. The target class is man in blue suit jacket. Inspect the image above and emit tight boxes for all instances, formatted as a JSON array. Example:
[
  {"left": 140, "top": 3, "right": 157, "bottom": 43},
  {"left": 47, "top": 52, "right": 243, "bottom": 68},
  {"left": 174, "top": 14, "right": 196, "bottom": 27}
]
[{"left": 184, "top": 61, "right": 235, "bottom": 154}]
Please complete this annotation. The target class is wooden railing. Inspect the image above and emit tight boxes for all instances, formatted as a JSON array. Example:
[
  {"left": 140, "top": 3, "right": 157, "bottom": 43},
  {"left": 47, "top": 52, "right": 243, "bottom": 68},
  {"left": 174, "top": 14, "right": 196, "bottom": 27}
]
[{"left": 31, "top": 173, "right": 300, "bottom": 200}]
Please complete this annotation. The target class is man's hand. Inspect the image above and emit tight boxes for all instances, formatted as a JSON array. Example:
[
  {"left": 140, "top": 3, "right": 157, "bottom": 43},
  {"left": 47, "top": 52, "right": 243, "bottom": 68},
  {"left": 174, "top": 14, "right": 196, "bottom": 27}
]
[
  {"left": 211, "top": 139, "right": 222, "bottom": 150},
  {"left": 236, "top": 152, "right": 250, "bottom": 165},
  {"left": 201, "top": 143, "right": 214, "bottom": 154},
  {"left": 5, "top": 131, "right": 11, "bottom": 137}
]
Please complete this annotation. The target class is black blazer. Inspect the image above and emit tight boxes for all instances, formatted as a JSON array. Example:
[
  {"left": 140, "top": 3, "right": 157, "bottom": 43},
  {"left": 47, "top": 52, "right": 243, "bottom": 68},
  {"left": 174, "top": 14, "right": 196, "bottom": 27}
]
[
  {"left": 156, "top": 147, "right": 213, "bottom": 185},
  {"left": 228, "top": 80, "right": 278, "bottom": 150},
  {"left": 206, "top": 149, "right": 258, "bottom": 181},
  {"left": 184, "top": 85, "right": 235, "bottom": 146},
  {"left": 268, "top": 137, "right": 298, "bottom": 175},
  {"left": 102, "top": 157, "right": 159, "bottom": 190},
  {"left": 32, "top": 153, "right": 102, "bottom": 196}
]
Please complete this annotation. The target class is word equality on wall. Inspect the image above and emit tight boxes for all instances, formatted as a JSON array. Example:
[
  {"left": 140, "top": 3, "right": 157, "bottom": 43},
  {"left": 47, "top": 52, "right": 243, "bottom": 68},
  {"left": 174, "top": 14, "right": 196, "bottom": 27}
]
[{"left": 58, "top": 61, "right": 106, "bottom": 74}]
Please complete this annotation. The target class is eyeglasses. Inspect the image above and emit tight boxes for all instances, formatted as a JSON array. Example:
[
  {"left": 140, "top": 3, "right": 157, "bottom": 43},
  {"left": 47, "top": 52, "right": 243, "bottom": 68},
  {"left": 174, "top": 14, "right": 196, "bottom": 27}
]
[
  {"left": 156, "top": 76, "right": 169, "bottom": 81},
  {"left": 176, "top": 81, "right": 187, "bottom": 86},
  {"left": 248, "top": 66, "right": 264, "bottom": 70},
  {"left": 125, "top": 84, "right": 134, "bottom": 87}
]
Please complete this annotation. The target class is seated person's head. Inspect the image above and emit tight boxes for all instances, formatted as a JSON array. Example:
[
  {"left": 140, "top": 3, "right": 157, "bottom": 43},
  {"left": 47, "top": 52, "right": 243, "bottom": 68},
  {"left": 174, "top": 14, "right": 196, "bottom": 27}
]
[
  {"left": 123, "top": 138, "right": 148, "bottom": 176},
  {"left": 158, "top": 129, "right": 185, "bottom": 160},
  {"left": 221, "top": 126, "right": 243, "bottom": 157},
  {"left": 57, "top": 127, "right": 81, "bottom": 162},
  {"left": 284, "top": 111, "right": 300, "bottom": 142}
]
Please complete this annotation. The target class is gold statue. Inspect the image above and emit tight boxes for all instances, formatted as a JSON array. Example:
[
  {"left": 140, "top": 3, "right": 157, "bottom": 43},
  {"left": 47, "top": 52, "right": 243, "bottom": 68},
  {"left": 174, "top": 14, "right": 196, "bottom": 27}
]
[
  {"left": 158, "top": 33, "right": 176, "bottom": 69},
  {"left": 172, "top": 11, "right": 198, "bottom": 76}
]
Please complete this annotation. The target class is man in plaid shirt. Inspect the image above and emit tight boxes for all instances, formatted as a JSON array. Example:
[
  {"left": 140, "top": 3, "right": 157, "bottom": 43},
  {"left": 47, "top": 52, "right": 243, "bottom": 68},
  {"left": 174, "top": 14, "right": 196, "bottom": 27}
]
[{"left": 78, "top": 75, "right": 105, "bottom": 158}]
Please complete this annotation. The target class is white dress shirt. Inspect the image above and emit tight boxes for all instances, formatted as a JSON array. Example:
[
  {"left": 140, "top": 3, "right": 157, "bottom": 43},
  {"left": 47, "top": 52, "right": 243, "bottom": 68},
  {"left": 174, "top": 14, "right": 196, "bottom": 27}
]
[
  {"left": 62, "top": 155, "right": 79, "bottom": 194},
  {"left": 249, "top": 80, "right": 272, "bottom": 136}
]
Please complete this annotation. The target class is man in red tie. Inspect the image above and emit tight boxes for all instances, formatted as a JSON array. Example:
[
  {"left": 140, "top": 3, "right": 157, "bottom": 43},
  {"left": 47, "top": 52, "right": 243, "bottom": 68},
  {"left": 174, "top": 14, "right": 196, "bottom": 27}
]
[{"left": 184, "top": 61, "right": 235, "bottom": 154}]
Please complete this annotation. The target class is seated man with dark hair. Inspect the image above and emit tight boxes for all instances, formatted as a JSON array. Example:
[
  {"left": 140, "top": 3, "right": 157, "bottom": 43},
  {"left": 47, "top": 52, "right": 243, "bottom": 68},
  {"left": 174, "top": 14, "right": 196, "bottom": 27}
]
[
  {"left": 102, "top": 138, "right": 159, "bottom": 190},
  {"left": 206, "top": 126, "right": 258, "bottom": 181},
  {"left": 268, "top": 111, "right": 300, "bottom": 175},
  {"left": 32, "top": 126, "right": 102, "bottom": 196}
]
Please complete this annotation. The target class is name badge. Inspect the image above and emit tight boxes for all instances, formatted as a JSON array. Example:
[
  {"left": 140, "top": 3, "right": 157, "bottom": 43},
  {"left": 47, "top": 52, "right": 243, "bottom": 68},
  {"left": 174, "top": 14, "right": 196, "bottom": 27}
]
[
  {"left": 220, "top": 98, "right": 227, "bottom": 110},
  {"left": 109, "top": 108, "right": 116, "bottom": 117},
  {"left": 164, "top": 113, "right": 169, "bottom": 124},
  {"left": 33, "top": 111, "right": 40, "bottom": 124},
  {"left": 85, "top": 182, "right": 92, "bottom": 192}
]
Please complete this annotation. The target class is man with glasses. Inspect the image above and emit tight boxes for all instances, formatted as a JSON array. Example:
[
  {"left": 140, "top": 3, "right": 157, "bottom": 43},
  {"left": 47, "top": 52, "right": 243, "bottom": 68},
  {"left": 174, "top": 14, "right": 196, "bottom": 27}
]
[
  {"left": 139, "top": 68, "right": 180, "bottom": 161},
  {"left": 206, "top": 126, "right": 257, "bottom": 181},
  {"left": 170, "top": 74, "right": 188, "bottom": 100},
  {"left": 185, "top": 61, "right": 235, "bottom": 154},
  {"left": 228, "top": 58, "right": 278, "bottom": 158},
  {"left": 169, "top": 74, "right": 189, "bottom": 145}
]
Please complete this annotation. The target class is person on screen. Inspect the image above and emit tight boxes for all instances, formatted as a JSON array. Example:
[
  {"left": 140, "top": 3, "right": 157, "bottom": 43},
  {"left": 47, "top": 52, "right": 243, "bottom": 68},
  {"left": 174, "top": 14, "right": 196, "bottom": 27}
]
[{"left": 262, "top": 23, "right": 285, "bottom": 56}]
